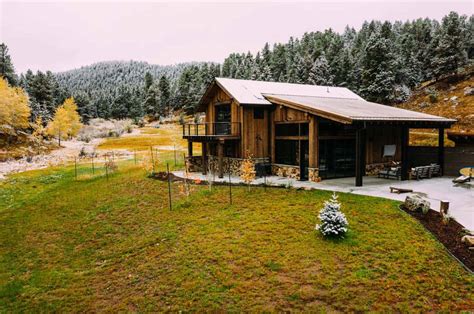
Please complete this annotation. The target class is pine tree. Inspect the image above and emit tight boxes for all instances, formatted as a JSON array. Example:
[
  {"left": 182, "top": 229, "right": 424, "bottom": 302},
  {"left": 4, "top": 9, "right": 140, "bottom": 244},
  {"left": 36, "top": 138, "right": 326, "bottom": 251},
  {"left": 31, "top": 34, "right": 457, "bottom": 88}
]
[
  {"left": 0, "top": 43, "right": 18, "bottom": 86},
  {"left": 158, "top": 75, "right": 171, "bottom": 114},
  {"left": 431, "top": 12, "right": 468, "bottom": 80},
  {"left": 315, "top": 193, "right": 348, "bottom": 237},
  {"left": 359, "top": 26, "right": 397, "bottom": 103},
  {"left": 144, "top": 71, "right": 153, "bottom": 92},
  {"left": 308, "top": 53, "right": 334, "bottom": 85},
  {"left": 144, "top": 83, "right": 160, "bottom": 118}
]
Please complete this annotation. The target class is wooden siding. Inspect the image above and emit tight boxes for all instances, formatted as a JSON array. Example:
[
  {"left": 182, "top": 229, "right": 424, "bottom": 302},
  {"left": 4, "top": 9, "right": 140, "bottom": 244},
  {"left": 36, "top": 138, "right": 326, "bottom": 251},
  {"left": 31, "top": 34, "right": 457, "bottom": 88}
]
[
  {"left": 205, "top": 88, "right": 240, "bottom": 136},
  {"left": 366, "top": 125, "right": 403, "bottom": 164},
  {"left": 274, "top": 105, "right": 310, "bottom": 123},
  {"left": 241, "top": 107, "right": 270, "bottom": 158}
]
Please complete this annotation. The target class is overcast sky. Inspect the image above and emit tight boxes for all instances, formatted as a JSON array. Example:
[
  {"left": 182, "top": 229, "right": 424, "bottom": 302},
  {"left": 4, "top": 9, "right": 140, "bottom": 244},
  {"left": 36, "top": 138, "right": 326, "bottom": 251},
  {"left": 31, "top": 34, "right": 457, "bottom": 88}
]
[{"left": 1, "top": 0, "right": 472, "bottom": 74}]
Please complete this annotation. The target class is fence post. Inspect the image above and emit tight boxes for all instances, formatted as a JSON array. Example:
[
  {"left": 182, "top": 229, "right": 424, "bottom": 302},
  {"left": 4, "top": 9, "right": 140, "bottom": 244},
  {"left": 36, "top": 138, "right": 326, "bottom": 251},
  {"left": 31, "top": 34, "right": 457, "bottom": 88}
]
[
  {"left": 228, "top": 171, "right": 232, "bottom": 205},
  {"left": 174, "top": 144, "right": 177, "bottom": 166},
  {"left": 150, "top": 146, "right": 155, "bottom": 173},
  {"left": 167, "top": 163, "right": 172, "bottom": 211},
  {"left": 91, "top": 156, "right": 95, "bottom": 175},
  {"left": 105, "top": 161, "right": 109, "bottom": 180},
  {"left": 134, "top": 151, "right": 137, "bottom": 165},
  {"left": 74, "top": 157, "right": 78, "bottom": 180}
]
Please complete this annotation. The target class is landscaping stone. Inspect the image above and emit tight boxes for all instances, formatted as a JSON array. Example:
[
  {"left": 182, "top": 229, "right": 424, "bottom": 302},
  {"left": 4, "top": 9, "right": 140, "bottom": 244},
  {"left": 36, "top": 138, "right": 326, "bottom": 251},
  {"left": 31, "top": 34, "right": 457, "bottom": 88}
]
[{"left": 404, "top": 194, "right": 430, "bottom": 212}]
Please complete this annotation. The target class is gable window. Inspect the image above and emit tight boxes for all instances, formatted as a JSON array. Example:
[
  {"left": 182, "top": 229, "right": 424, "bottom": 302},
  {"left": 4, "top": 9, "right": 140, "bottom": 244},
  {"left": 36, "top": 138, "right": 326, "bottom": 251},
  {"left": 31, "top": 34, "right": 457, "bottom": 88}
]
[{"left": 253, "top": 108, "right": 264, "bottom": 119}]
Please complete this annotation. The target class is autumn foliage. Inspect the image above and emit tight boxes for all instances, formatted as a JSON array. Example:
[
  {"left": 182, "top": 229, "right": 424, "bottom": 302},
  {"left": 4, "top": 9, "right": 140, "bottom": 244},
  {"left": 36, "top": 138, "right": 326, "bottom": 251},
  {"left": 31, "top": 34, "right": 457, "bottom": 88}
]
[
  {"left": 46, "top": 97, "right": 82, "bottom": 145},
  {"left": 0, "top": 77, "right": 30, "bottom": 137}
]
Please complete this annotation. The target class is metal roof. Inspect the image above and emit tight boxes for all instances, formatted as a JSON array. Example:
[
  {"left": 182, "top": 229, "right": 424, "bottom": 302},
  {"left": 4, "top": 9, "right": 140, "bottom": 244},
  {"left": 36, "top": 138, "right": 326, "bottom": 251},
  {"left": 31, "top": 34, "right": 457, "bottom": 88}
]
[
  {"left": 264, "top": 94, "right": 456, "bottom": 124},
  {"left": 199, "top": 78, "right": 455, "bottom": 125},
  {"left": 215, "top": 77, "right": 363, "bottom": 105}
]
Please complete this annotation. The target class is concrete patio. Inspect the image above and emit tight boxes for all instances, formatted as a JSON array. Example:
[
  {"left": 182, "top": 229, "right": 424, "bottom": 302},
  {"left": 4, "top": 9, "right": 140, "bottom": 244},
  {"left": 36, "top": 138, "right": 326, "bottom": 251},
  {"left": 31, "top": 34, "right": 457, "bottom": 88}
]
[{"left": 173, "top": 171, "right": 474, "bottom": 230}]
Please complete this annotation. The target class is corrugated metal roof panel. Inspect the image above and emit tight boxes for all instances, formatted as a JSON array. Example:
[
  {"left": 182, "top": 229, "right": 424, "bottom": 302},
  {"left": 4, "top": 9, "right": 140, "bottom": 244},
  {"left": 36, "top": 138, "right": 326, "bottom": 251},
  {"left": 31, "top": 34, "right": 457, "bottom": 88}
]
[
  {"left": 264, "top": 94, "right": 456, "bottom": 123},
  {"left": 215, "top": 77, "right": 362, "bottom": 105}
]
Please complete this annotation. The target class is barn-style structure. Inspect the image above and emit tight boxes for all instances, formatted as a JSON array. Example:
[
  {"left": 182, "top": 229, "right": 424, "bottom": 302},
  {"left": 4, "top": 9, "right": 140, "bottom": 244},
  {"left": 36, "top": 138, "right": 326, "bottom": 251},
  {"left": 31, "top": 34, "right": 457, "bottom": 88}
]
[{"left": 183, "top": 78, "right": 455, "bottom": 186}]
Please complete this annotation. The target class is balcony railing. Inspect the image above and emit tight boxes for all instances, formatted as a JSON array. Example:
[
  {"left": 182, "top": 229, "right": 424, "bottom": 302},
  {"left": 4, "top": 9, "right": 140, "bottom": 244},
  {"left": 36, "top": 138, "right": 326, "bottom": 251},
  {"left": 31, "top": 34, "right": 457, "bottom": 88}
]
[{"left": 183, "top": 122, "right": 241, "bottom": 138}]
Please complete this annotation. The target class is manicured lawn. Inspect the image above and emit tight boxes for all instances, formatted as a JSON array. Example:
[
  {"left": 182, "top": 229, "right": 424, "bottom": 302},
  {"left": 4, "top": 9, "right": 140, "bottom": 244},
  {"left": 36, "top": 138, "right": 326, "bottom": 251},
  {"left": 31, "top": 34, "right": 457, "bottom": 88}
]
[{"left": 0, "top": 163, "right": 473, "bottom": 311}]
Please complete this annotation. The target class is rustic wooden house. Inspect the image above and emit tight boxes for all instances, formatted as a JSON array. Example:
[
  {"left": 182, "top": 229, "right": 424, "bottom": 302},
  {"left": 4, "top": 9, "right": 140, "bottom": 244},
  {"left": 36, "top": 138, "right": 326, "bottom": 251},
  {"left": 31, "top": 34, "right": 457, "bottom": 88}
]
[{"left": 183, "top": 78, "right": 455, "bottom": 186}]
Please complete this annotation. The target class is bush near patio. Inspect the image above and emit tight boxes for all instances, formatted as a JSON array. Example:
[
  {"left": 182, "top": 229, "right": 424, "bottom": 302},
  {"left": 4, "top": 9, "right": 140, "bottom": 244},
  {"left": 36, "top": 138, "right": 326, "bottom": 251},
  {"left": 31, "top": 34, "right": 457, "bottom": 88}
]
[{"left": 0, "top": 160, "right": 473, "bottom": 312}]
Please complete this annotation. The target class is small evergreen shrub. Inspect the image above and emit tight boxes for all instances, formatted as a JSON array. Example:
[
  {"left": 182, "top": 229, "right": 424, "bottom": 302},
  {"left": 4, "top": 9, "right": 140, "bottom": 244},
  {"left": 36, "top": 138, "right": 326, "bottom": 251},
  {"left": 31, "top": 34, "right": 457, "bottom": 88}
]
[{"left": 315, "top": 193, "right": 349, "bottom": 237}]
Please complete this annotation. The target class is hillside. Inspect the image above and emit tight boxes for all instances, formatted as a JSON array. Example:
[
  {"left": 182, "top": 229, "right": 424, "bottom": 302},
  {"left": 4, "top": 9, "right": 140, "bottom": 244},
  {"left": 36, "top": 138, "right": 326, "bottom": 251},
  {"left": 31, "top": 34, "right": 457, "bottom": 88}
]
[
  {"left": 396, "top": 67, "right": 474, "bottom": 132},
  {"left": 54, "top": 60, "right": 195, "bottom": 97}
]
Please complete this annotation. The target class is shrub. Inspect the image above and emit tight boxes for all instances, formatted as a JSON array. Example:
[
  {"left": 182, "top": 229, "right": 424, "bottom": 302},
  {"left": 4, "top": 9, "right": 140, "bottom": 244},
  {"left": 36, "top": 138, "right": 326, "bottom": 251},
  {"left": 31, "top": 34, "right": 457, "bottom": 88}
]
[{"left": 315, "top": 193, "right": 349, "bottom": 237}]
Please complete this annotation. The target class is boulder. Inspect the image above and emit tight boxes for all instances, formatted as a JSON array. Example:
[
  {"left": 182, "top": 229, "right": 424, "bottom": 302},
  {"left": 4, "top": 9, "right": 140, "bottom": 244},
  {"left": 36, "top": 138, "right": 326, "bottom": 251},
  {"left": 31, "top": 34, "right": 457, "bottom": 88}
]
[
  {"left": 461, "top": 235, "right": 474, "bottom": 246},
  {"left": 404, "top": 195, "right": 431, "bottom": 213}
]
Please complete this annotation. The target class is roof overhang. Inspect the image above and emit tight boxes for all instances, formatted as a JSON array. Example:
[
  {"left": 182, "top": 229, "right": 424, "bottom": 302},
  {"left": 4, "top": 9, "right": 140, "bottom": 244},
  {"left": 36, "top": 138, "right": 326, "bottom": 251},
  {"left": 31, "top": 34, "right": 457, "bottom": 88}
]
[{"left": 264, "top": 94, "right": 456, "bottom": 128}]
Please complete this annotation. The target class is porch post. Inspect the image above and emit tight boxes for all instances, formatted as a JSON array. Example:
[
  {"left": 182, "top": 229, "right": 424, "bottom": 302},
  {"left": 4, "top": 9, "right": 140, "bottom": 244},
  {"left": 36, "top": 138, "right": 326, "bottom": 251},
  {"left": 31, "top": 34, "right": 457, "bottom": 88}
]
[
  {"left": 400, "top": 127, "right": 409, "bottom": 180},
  {"left": 438, "top": 127, "right": 445, "bottom": 176},
  {"left": 202, "top": 142, "right": 207, "bottom": 175},
  {"left": 308, "top": 116, "right": 318, "bottom": 168},
  {"left": 355, "top": 128, "right": 366, "bottom": 187},
  {"left": 188, "top": 140, "right": 193, "bottom": 157},
  {"left": 218, "top": 141, "right": 224, "bottom": 178}
]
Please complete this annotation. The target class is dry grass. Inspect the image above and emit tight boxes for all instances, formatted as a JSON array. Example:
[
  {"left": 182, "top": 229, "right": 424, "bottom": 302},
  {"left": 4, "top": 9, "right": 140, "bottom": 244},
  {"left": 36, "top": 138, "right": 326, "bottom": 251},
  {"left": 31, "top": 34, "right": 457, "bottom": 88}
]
[
  {"left": 397, "top": 70, "right": 474, "bottom": 139},
  {"left": 0, "top": 160, "right": 473, "bottom": 311},
  {"left": 97, "top": 124, "right": 192, "bottom": 152}
]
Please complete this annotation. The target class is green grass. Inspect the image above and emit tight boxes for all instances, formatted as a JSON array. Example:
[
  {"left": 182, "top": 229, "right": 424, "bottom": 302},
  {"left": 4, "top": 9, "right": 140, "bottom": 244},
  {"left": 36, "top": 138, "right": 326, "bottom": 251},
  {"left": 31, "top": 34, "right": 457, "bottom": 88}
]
[{"left": 0, "top": 162, "right": 473, "bottom": 311}]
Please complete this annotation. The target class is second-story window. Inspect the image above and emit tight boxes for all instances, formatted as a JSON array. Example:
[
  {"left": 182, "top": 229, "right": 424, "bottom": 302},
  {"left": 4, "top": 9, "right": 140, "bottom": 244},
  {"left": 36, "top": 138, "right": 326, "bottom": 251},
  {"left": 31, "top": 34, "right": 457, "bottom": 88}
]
[{"left": 254, "top": 108, "right": 264, "bottom": 119}]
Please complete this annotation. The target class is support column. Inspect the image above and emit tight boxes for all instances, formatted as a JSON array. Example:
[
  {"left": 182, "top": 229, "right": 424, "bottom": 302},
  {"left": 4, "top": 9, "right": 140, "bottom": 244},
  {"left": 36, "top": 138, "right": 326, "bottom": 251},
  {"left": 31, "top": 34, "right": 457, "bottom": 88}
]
[
  {"left": 188, "top": 140, "right": 193, "bottom": 157},
  {"left": 400, "top": 127, "right": 409, "bottom": 181},
  {"left": 202, "top": 142, "right": 207, "bottom": 175},
  {"left": 355, "top": 128, "right": 366, "bottom": 187},
  {"left": 218, "top": 141, "right": 224, "bottom": 178},
  {"left": 438, "top": 127, "right": 445, "bottom": 176},
  {"left": 308, "top": 116, "right": 319, "bottom": 168}
]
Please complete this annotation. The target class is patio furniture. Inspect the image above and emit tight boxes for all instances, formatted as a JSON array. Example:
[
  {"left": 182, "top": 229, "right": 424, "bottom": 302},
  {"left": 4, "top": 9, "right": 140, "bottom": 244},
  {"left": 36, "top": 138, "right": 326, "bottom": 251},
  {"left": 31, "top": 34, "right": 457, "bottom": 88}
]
[
  {"left": 378, "top": 166, "right": 401, "bottom": 180},
  {"left": 390, "top": 186, "right": 413, "bottom": 194},
  {"left": 411, "top": 164, "right": 441, "bottom": 180}
]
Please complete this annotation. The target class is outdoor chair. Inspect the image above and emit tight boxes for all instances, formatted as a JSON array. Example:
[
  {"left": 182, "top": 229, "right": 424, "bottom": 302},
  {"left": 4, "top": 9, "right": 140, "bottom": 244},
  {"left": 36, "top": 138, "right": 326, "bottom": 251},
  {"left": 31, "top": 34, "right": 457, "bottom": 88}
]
[{"left": 378, "top": 166, "right": 401, "bottom": 180}]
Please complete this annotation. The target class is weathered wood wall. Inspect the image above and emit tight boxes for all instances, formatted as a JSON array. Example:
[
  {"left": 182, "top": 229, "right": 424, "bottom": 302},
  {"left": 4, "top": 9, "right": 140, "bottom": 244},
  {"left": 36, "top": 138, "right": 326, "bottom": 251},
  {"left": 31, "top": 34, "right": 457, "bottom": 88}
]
[
  {"left": 240, "top": 107, "right": 270, "bottom": 158},
  {"left": 366, "top": 126, "right": 403, "bottom": 164},
  {"left": 408, "top": 145, "right": 474, "bottom": 176}
]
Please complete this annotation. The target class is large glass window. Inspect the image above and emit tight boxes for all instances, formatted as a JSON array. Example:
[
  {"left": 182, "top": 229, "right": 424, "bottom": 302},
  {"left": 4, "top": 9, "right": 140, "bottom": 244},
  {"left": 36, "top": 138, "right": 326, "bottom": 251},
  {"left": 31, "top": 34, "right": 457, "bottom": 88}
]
[
  {"left": 275, "top": 140, "right": 299, "bottom": 165},
  {"left": 275, "top": 122, "right": 308, "bottom": 137}
]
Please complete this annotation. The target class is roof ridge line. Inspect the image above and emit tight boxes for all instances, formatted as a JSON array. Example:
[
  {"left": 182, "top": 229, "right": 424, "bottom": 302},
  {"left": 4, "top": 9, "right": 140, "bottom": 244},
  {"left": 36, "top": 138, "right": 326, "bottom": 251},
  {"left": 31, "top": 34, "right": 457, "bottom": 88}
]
[{"left": 263, "top": 93, "right": 362, "bottom": 101}]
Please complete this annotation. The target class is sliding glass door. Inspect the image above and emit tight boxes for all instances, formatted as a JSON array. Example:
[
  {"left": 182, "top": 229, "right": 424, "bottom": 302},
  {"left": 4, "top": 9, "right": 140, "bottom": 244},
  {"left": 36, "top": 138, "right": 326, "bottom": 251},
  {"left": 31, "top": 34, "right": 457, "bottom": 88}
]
[{"left": 319, "top": 139, "right": 356, "bottom": 179}]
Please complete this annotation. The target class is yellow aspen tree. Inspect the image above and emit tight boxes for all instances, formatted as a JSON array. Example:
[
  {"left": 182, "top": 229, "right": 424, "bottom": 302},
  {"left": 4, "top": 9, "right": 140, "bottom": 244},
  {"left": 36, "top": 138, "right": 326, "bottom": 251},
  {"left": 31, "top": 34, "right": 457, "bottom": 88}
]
[
  {"left": 32, "top": 116, "right": 44, "bottom": 139},
  {"left": 46, "top": 105, "right": 69, "bottom": 145},
  {"left": 46, "top": 97, "right": 83, "bottom": 145},
  {"left": 240, "top": 151, "right": 256, "bottom": 191},
  {"left": 63, "top": 97, "right": 82, "bottom": 138},
  {"left": 0, "top": 77, "right": 30, "bottom": 136}
]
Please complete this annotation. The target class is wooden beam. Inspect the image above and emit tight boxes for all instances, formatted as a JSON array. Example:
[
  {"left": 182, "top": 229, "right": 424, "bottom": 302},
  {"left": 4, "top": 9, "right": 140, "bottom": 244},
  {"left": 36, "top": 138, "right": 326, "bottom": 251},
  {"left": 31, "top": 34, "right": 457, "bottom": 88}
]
[
  {"left": 308, "top": 116, "right": 318, "bottom": 168},
  {"left": 400, "top": 127, "right": 409, "bottom": 181},
  {"left": 438, "top": 127, "right": 445, "bottom": 176},
  {"left": 264, "top": 95, "right": 353, "bottom": 125},
  {"left": 188, "top": 140, "right": 193, "bottom": 157},
  {"left": 217, "top": 141, "right": 224, "bottom": 178},
  {"left": 202, "top": 142, "right": 207, "bottom": 175},
  {"left": 355, "top": 128, "right": 366, "bottom": 187}
]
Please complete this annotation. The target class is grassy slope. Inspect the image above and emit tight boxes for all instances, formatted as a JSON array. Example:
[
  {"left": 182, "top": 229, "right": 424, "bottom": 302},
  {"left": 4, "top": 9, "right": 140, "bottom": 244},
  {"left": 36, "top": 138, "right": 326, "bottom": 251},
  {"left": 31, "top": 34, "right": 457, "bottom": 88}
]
[
  {"left": 396, "top": 69, "right": 474, "bottom": 146},
  {"left": 0, "top": 161, "right": 473, "bottom": 311}
]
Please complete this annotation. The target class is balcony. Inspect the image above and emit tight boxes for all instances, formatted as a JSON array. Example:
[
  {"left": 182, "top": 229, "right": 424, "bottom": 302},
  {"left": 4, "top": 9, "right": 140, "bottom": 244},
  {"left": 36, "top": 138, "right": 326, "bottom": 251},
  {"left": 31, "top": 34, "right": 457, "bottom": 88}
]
[{"left": 182, "top": 122, "right": 241, "bottom": 141}]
